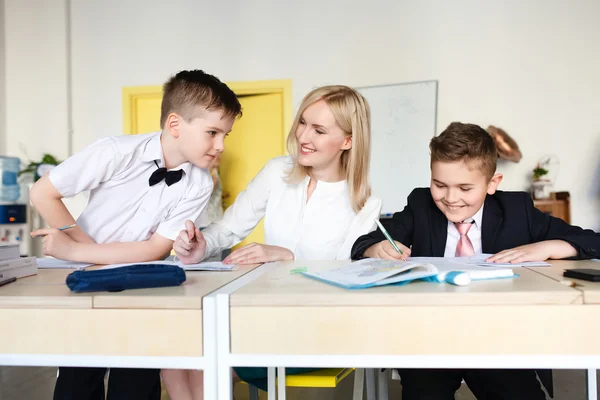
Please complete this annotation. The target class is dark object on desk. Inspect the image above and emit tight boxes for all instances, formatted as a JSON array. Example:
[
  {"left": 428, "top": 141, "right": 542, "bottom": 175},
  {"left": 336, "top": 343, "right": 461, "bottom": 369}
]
[
  {"left": 66, "top": 264, "right": 186, "bottom": 293},
  {"left": 563, "top": 269, "right": 600, "bottom": 282},
  {"left": 533, "top": 191, "right": 571, "bottom": 224},
  {"left": 487, "top": 125, "right": 522, "bottom": 162},
  {"left": 0, "top": 276, "right": 17, "bottom": 288}
]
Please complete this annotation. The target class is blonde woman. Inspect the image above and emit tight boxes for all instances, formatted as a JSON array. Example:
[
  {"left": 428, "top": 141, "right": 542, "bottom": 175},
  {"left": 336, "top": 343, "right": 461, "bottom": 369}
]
[{"left": 162, "top": 85, "right": 382, "bottom": 399}]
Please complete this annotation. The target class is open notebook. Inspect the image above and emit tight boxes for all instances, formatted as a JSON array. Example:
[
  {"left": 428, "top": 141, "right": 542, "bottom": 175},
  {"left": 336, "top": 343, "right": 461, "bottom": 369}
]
[{"left": 302, "top": 257, "right": 519, "bottom": 289}]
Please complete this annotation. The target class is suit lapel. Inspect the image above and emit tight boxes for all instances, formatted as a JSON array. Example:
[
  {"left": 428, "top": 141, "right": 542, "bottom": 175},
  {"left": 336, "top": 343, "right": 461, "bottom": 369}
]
[
  {"left": 481, "top": 195, "right": 503, "bottom": 253},
  {"left": 429, "top": 205, "right": 448, "bottom": 256}
]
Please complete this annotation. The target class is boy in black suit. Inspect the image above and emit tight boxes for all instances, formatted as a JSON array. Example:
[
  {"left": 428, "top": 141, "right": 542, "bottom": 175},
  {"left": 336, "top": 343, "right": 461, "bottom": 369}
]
[{"left": 352, "top": 122, "right": 600, "bottom": 400}]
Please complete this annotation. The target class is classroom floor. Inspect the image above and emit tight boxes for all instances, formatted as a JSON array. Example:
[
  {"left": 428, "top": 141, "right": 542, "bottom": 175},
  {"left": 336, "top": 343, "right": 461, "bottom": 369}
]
[{"left": 0, "top": 367, "right": 597, "bottom": 399}]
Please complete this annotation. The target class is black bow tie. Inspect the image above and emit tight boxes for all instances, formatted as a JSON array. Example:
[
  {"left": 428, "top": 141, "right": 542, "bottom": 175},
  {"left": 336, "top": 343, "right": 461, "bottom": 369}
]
[{"left": 149, "top": 161, "right": 183, "bottom": 187}]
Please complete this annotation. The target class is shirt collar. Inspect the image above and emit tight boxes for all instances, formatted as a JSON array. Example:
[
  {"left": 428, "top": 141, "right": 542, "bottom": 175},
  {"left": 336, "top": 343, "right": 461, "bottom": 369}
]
[
  {"left": 465, "top": 204, "right": 484, "bottom": 229},
  {"left": 141, "top": 132, "right": 193, "bottom": 176}
]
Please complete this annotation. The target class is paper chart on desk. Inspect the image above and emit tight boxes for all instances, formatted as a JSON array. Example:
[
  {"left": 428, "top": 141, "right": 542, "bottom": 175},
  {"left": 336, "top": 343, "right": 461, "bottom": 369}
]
[
  {"left": 408, "top": 254, "right": 550, "bottom": 267},
  {"left": 99, "top": 260, "right": 237, "bottom": 271},
  {"left": 36, "top": 258, "right": 93, "bottom": 269}
]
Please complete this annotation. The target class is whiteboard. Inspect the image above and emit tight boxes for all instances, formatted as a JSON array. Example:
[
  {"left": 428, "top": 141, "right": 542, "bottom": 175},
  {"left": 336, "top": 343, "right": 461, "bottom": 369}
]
[{"left": 358, "top": 81, "right": 438, "bottom": 214}]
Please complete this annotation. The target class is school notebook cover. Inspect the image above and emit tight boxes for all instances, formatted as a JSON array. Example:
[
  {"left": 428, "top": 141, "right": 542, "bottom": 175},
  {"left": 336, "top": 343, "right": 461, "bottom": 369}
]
[{"left": 302, "top": 257, "right": 515, "bottom": 289}]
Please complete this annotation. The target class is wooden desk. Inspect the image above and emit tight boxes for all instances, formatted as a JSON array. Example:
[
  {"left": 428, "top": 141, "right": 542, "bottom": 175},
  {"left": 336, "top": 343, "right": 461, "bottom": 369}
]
[
  {"left": 229, "top": 261, "right": 586, "bottom": 355},
  {"left": 215, "top": 260, "right": 600, "bottom": 400},
  {"left": 0, "top": 266, "right": 258, "bottom": 399},
  {"left": 526, "top": 260, "right": 600, "bottom": 303}
]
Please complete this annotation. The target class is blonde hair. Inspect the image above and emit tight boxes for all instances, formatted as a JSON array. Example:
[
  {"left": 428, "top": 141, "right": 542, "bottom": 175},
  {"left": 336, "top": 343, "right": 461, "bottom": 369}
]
[{"left": 286, "top": 85, "right": 372, "bottom": 212}]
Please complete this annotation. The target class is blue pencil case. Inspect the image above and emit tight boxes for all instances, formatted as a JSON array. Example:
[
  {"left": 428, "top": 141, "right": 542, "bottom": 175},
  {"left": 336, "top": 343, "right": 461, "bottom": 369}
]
[{"left": 66, "top": 264, "right": 187, "bottom": 293}]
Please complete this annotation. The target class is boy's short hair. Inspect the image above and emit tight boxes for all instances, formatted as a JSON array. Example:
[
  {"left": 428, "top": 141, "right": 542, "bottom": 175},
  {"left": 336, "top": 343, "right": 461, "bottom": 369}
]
[
  {"left": 160, "top": 70, "right": 242, "bottom": 128},
  {"left": 429, "top": 122, "right": 498, "bottom": 179}
]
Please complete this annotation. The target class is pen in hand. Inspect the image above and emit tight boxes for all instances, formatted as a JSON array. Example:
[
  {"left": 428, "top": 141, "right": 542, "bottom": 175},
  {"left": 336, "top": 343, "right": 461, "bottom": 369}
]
[
  {"left": 374, "top": 219, "right": 404, "bottom": 256},
  {"left": 58, "top": 223, "right": 77, "bottom": 231},
  {"left": 31, "top": 223, "right": 77, "bottom": 238}
]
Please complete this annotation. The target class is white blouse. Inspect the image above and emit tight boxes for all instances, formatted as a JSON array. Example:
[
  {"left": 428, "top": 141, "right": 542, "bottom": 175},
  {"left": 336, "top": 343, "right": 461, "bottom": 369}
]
[{"left": 201, "top": 156, "right": 382, "bottom": 260}]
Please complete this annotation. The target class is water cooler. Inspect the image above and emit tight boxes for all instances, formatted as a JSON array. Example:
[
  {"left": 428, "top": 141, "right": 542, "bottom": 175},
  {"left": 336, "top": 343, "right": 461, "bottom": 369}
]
[
  {"left": 0, "top": 156, "right": 32, "bottom": 256},
  {"left": 0, "top": 203, "right": 30, "bottom": 255}
]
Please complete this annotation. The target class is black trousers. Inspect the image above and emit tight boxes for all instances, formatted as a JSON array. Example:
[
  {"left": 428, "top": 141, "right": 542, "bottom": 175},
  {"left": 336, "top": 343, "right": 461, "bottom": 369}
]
[
  {"left": 53, "top": 367, "right": 161, "bottom": 400},
  {"left": 398, "top": 368, "right": 548, "bottom": 400}
]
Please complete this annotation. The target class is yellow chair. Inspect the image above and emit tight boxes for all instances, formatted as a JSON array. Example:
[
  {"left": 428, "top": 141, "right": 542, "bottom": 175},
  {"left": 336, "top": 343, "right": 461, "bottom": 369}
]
[{"left": 243, "top": 368, "right": 376, "bottom": 400}]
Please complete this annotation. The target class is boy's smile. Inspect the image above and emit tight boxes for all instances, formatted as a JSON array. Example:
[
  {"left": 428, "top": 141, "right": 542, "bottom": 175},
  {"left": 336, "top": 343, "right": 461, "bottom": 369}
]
[{"left": 430, "top": 160, "right": 503, "bottom": 223}]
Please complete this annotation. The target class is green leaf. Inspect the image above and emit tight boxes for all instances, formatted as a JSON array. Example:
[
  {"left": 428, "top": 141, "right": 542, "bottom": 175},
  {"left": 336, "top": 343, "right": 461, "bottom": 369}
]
[{"left": 41, "top": 154, "right": 60, "bottom": 165}]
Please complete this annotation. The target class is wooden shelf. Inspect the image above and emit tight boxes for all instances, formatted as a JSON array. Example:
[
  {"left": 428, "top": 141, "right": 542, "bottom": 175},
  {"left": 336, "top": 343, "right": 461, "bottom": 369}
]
[{"left": 533, "top": 192, "right": 571, "bottom": 224}]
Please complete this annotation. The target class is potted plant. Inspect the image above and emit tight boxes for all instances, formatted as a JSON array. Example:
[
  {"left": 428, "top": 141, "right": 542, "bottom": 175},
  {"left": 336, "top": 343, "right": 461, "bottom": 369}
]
[
  {"left": 531, "top": 164, "right": 552, "bottom": 199},
  {"left": 18, "top": 153, "right": 61, "bottom": 182}
]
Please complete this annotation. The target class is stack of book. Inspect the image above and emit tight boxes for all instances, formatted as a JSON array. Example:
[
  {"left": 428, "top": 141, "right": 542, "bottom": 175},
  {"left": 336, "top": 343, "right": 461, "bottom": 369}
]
[{"left": 0, "top": 244, "right": 38, "bottom": 281}]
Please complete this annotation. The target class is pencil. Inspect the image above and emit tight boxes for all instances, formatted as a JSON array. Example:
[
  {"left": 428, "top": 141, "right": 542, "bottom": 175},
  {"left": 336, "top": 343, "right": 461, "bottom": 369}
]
[
  {"left": 58, "top": 223, "right": 77, "bottom": 231},
  {"left": 374, "top": 219, "right": 403, "bottom": 255}
]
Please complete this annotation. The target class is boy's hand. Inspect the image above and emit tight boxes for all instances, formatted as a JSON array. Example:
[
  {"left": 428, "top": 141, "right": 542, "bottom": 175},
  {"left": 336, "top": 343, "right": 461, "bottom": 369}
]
[
  {"left": 363, "top": 240, "right": 410, "bottom": 260},
  {"left": 223, "top": 243, "right": 294, "bottom": 265},
  {"left": 174, "top": 220, "right": 206, "bottom": 264},
  {"left": 31, "top": 228, "right": 78, "bottom": 260},
  {"left": 486, "top": 240, "right": 577, "bottom": 263}
]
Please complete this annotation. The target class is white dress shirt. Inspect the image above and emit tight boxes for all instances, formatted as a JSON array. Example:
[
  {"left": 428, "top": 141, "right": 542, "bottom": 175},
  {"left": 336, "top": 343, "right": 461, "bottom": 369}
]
[
  {"left": 443, "top": 205, "right": 484, "bottom": 257},
  {"left": 49, "top": 131, "right": 213, "bottom": 244},
  {"left": 201, "top": 156, "right": 382, "bottom": 260}
]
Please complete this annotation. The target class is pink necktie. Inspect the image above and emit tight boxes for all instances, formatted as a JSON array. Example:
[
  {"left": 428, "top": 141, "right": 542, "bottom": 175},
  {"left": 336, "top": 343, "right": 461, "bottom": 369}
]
[{"left": 455, "top": 222, "right": 475, "bottom": 257}]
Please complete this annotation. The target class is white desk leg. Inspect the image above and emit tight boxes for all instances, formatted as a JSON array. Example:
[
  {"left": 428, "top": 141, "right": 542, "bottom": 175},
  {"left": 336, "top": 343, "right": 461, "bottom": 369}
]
[
  {"left": 268, "top": 367, "right": 276, "bottom": 400},
  {"left": 203, "top": 296, "right": 218, "bottom": 400},
  {"left": 377, "top": 369, "right": 389, "bottom": 400},
  {"left": 212, "top": 265, "right": 278, "bottom": 400},
  {"left": 277, "top": 367, "right": 286, "bottom": 400},
  {"left": 352, "top": 368, "right": 365, "bottom": 400},
  {"left": 587, "top": 369, "right": 598, "bottom": 400},
  {"left": 366, "top": 368, "right": 376, "bottom": 400},
  {"left": 216, "top": 294, "right": 233, "bottom": 400}
]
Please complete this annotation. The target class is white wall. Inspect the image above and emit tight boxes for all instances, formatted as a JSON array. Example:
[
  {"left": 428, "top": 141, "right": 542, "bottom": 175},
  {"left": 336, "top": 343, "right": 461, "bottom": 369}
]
[
  {"left": 0, "top": 0, "right": 6, "bottom": 155},
  {"left": 4, "top": 0, "right": 600, "bottom": 230},
  {"left": 4, "top": 0, "right": 70, "bottom": 162}
]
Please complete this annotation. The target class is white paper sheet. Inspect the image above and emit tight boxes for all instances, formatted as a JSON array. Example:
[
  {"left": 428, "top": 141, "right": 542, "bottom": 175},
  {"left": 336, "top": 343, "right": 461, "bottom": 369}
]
[
  {"left": 36, "top": 258, "right": 93, "bottom": 270},
  {"left": 99, "top": 260, "right": 236, "bottom": 271}
]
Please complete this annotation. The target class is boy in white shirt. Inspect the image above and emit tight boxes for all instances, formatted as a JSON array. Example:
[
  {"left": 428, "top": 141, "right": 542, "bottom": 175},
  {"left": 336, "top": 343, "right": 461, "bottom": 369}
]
[{"left": 29, "top": 69, "right": 241, "bottom": 400}]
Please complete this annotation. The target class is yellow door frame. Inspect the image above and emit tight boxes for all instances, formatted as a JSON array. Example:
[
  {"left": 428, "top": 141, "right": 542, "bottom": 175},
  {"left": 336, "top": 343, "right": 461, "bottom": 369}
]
[{"left": 122, "top": 79, "right": 293, "bottom": 151}]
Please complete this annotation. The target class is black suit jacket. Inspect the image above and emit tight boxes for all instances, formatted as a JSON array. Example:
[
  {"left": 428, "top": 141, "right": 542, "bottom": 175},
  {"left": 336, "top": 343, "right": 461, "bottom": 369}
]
[
  {"left": 352, "top": 188, "right": 599, "bottom": 260},
  {"left": 351, "top": 188, "right": 600, "bottom": 397}
]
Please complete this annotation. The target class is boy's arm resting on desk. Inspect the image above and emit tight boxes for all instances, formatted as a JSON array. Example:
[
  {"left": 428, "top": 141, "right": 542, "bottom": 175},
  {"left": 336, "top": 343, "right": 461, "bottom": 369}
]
[
  {"left": 29, "top": 176, "right": 94, "bottom": 244},
  {"left": 40, "top": 231, "right": 173, "bottom": 264},
  {"left": 525, "top": 193, "right": 600, "bottom": 259},
  {"left": 351, "top": 191, "right": 416, "bottom": 259},
  {"left": 489, "top": 193, "right": 600, "bottom": 263},
  {"left": 486, "top": 240, "right": 577, "bottom": 263},
  {"left": 72, "top": 233, "right": 173, "bottom": 264}
]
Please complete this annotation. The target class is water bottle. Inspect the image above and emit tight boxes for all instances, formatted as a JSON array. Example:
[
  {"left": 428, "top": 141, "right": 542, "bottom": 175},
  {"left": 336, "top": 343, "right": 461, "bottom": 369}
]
[{"left": 0, "top": 156, "right": 21, "bottom": 202}]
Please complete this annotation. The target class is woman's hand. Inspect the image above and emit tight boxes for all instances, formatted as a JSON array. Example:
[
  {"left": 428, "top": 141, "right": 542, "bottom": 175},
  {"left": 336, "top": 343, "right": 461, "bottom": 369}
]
[{"left": 223, "top": 243, "right": 294, "bottom": 265}]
